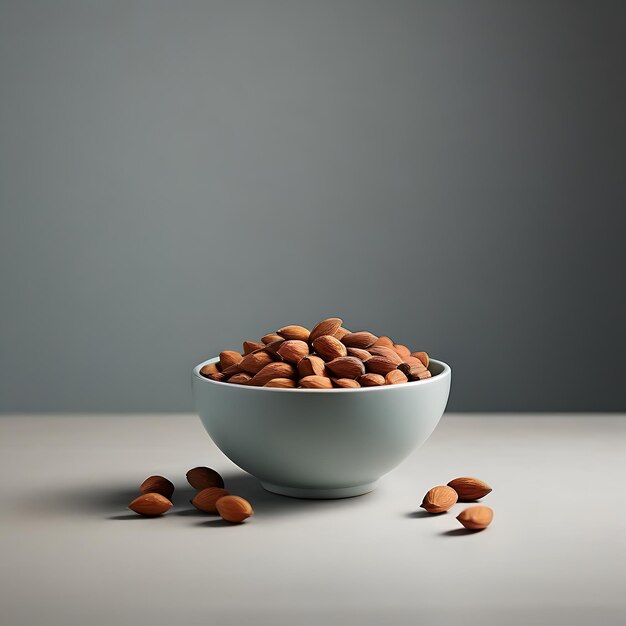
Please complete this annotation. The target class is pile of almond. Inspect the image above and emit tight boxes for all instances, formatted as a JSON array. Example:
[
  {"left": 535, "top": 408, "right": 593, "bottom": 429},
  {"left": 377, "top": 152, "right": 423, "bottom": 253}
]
[
  {"left": 200, "top": 317, "right": 432, "bottom": 389},
  {"left": 420, "top": 476, "right": 494, "bottom": 530},
  {"left": 127, "top": 467, "right": 253, "bottom": 523}
]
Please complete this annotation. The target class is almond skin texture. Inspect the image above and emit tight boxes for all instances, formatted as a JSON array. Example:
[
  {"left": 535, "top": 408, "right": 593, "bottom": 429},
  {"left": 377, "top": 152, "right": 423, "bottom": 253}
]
[
  {"left": 277, "top": 325, "right": 310, "bottom": 342},
  {"left": 402, "top": 356, "right": 424, "bottom": 368},
  {"left": 216, "top": 495, "right": 254, "bottom": 523},
  {"left": 199, "top": 362, "right": 220, "bottom": 377},
  {"left": 186, "top": 467, "right": 225, "bottom": 490},
  {"left": 243, "top": 341, "right": 264, "bottom": 355},
  {"left": 128, "top": 493, "right": 172, "bottom": 516},
  {"left": 366, "top": 356, "right": 399, "bottom": 375},
  {"left": 204, "top": 372, "right": 226, "bottom": 382},
  {"left": 250, "top": 362, "right": 296, "bottom": 386},
  {"left": 276, "top": 340, "right": 310, "bottom": 364},
  {"left": 357, "top": 373, "right": 386, "bottom": 387},
  {"left": 262, "top": 339, "right": 285, "bottom": 355},
  {"left": 262, "top": 333, "right": 283, "bottom": 344},
  {"left": 219, "top": 350, "right": 243, "bottom": 370},
  {"left": 239, "top": 351, "right": 273, "bottom": 374},
  {"left": 421, "top": 485, "right": 458, "bottom": 513},
  {"left": 412, "top": 351, "right": 429, "bottom": 367},
  {"left": 447, "top": 477, "right": 492, "bottom": 501},
  {"left": 457, "top": 506, "right": 493, "bottom": 530},
  {"left": 385, "top": 370, "right": 408, "bottom": 385},
  {"left": 347, "top": 347, "right": 372, "bottom": 361},
  {"left": 309, "top": 317, "right": 343, "bottom": 342},
  {"left": 372, "top": 336, "right": 394, "bottom": 348},
  {"left": 265, "top": 378, "right": 296, "bottom": 388},
  {"left": 227, "top": 372, "right": 252, "bottom": 385},
  {"left": 399, "top": 362, "right": 432, "bottom": 380},
  {"left": 325, "top": 356, "right": 366, "bottom": 379},
  {"left": 333, "top": 327, "right": 351, "bottom": 340},
  {"left": 297, "top": 355, "right": 327, "bottom": 378},
  {"left": 300, "top": 375, "right": 333, "bottom": 389},
  {"left": 312, "top": 335, "right": 348, "bottom": 361},
  {"left": 140, "top": 475, "right": 174, "bottom": 499},
  {"left": 333, "top": 378, "right": 361, "bottom": 388},
  {"left": 341, "top": 331, "right": 378, "bottom": 349},
  {"left": 221, "top": 363, "right": 243, "bottom": 376},
  {"left": 192, "top": 487, "right": 230, "bottom": 513},
  {"left": 368, "top": 345, "right": 403, "bottom": 364},
  {"left": 393, "top": 344, "right": 411, "bottom": 359}
]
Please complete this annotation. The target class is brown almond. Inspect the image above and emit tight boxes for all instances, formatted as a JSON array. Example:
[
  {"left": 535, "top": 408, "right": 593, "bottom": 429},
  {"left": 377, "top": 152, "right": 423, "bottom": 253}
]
[
  {"left": 300, "top": 375, "right": 333, "bottom": 389},
  {"left": 262, "top": 339, "right": 285, "bottom": 355},
  {"left": 262, "top": 333, "right": 283, "bottom": 344},
  {"left": 372, "top": 336, "right": 394, "bottom": 348},
  {"left": 456, "top": 506, "right": 493, "bottom": 530},
  {"left": 277, "top": 325, "right": 310, "bottom": 342},
  {"left": 312, "top": 335, "right": 348, "bottom": 361},
  {"left": 250, "top": 362, "right": 296, "bottom": 386},
  {"left": 341, "top": 331, "right": 378, "bottom": 349},
  {"left": 333, "top": 327, "right": 351, "bottom": 340},
  {"left": 309, "top": 317, "right": 343, "bottom": 342},
  {"left": 385, "top": 370, "right": 408, "bottom": 385},
  {"left": 402, "top": 356, "right": 424, "bottom": 368},
  {"left": 243, "top": 341, "right": 264, "bottom": 355},
  {"left": 265, "top": 378, "right": 296, "bottom": 388},
  {"left": 191, "top": 487, "right": 230, "bottom": 513},
  {"left": 447, "top": 477, "right": 492, "bottom": 501},
  {"left": 221, "top": 363, "right": 243, "bottom": 375},
  {"left": 227, "top": 372, "right": 252, "bottom": 385},
  {"left": 199, "top": 362, "right": 220, "bottom": 377},
  {"left": 216, "top": 495, "right": 254, "bottom": 523},
  {"left": 333, "top": 378, "right": 361, "bottom": 388},
  {"left": 186, "top": 466, "right": 225, "bottom": 490},
  {"left": 239, "top": 351, "right": 273, "bottom": 374},
  {"left": 366, "top": 356, "right": 399, "bottom": 375},
  {"left": 412, "top": 351, "right": 429, "bottom": 367},
  {"left": 420, "top": 485, "right": 458, "bottom": 513},
  {"left": 139, "top": 475, "right": 175, "bottom": 499},
  {"left": 219, "top": 350, "right": 243, "bottom": 370},
  {"left": 368, "top": 345, "right": 403, "bottom": 364},
  {"left": 357, "top": 373, "right": 386, "bottom": 387},
  {"left": 398, "top": 361, "right": 431, "bottom": 380},
  {"left": 128, "top": 493, "right": 172, "bottom": 516},
  {"left": 325, "top": 356, "right": 366, "bottom": 379},
  {"left": 297, "top": 355, "right": 327, "bottom": 378},
  {"left": 392, "top": 344, "right": 411, "bottom": 359},
  {"left": 204, "top": 372, "right": 226, "bottom": 382},
  {"left": 347, "top": 347, "right": 372, "bottom": 361},
  {"left": 276, "top": 340, "right": 310, "bottom": 364}
]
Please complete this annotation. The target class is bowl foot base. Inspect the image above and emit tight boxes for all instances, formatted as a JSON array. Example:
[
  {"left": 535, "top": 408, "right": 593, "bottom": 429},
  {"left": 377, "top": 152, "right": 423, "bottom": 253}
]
[{"left": 260, "top": 480, "right": 378, "bottom": 499}]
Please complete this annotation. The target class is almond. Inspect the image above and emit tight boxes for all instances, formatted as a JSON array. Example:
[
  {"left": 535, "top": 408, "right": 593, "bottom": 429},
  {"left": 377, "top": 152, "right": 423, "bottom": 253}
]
[
  {"left": 299, "top": 375, "right": 333, "bottom": 389},
  {"left": 262, "top": 339, "right": 285, "bottom": 355},
  {"left": 357, "top": 373, "right": 385, "bottom": 387},
  {"left": 277, "top": 325, "right": 310, "bottom": 342},
  {"left": 412, "top": 351, "right": 429, "bottom": 367},
  {"left": 372, "top": 336, "right": 394, "bottom": 348},
  {"left": 205, "top": 372, "right": 226, "bottom": 382},
  {"left": 262, "top": 333, "right": 283, "bottom": 344},
  {"left": 227, "top": 372, "right": 252, "bottom": 385},
  {"left": 250, "top": 362, "right": 296, "bottom": 386},
  {"left": 199, "top": 362, "right": 220, "bottom": 377},
  {"left": 139, "top": 475, "right": 174, "bottom": 499},
  {"left": 447, "top": 477, "right": 492, "bottom": 501},
  {"left": 420, "top": 485, "right": 458, "bottom": 513},
  {"left": 219, "top": 350, "right": 243, "bottom": 370},
  {"left": 186, "top": 466, "right": 225, "bottom": 490},
  {"left": 456, "top": 506, "right": 493, "bottom": 530},
  {"left": 309, "top": 317, "right": 343, "bottom": 342},
  {"left": 216, "top": 495, "right": 254, "bottom": 523},
  {"left": 333, "top": 378, "right": 361, "bottom": 388},
  {"left": 265, "top": 378, "right": 296, "bottom": 388},
  {"left": 398, "top": 361, "right": 431, "bottom": 380},
  {"left": 239, "top": 350, "right": 273, "bottom": 374},
  {"left": 297, "top": 355, "right": 327, "bottom": 378},
  {"left": 333, "top": 327, "right": 351, "bottom": 340},
  {"left": 191, "top": 487, "right": 230, "bottom": 513},
  {"left": 347, "top": 347, "right": 372, "bottom": 361},
  {"left": 312, "top": 335, "right": 347, "bottom": 361},
  {"left": 368, "top": 345, "right": 403, "bottom": 364},
  {"left": 385, "top": 370, "right": 408, "bottom": 385},
  {"left": 366, "top": 356, "right": 399, "bottom": 375},
  {"left": 276, "top": 340, "right": 310, "bottom": 363},
  {"left": 393, "top": 344, "right": 411, "bottom": 359},
  {"left": 402, "top": 356, "right": 424, "bottom": 368},
  {"left": 128, "top": 493, "right": 172, "bottom": 516},
  {"left": 243, "top": 341, "right": 264, "bottom": 355},
  {"left": 341, "top": 331, "right": 378, "bottom": 349},
  {"left": 325, "top": 356, "right": 366, "bottom": 379},
  {"left": 221, "top": 363, "right": 243, "bottom": 375}
]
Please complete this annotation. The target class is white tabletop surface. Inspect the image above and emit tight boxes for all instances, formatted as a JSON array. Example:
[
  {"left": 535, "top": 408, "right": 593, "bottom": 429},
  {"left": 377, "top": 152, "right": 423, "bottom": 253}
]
[{"left": 1, "top": 414, "right": 625, "bottom": 626}]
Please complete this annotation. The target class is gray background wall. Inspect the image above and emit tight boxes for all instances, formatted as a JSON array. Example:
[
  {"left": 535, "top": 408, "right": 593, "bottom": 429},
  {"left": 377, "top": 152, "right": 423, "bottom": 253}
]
[{"left": 1, "top": 0, "right": 624, "bottom": 413}]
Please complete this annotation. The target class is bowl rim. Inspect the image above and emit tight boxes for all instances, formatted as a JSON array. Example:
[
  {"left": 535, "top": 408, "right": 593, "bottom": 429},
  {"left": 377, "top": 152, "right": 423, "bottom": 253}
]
[{"left": 193, "top": 357, "right": 450, "bottom": 393}]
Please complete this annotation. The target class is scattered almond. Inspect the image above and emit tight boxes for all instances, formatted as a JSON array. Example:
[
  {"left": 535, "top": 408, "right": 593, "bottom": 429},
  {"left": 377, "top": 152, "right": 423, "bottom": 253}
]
[
  {"left": 191, "top": 487, "right": 230, "bottom": 513},
  {"left": 216, "top": 495, "right": 254, "bottom": 523},
  {"left": 128, "top": 493, "right": 172, "bottom": 516},
  {"left": 421, "top": 485, "right": 458, "bottom": 513},
  {"left": 186, "top": 467, "right": 225, "bottom": 490},
  {"left": 447, "top": 477, "right": 492, "bottom": 501},
  {"left": 140, "top": 475, "right": 174, "bottom": 499},
  {"left": 456, "top": 506, "right": 493, "bottom": 530}
]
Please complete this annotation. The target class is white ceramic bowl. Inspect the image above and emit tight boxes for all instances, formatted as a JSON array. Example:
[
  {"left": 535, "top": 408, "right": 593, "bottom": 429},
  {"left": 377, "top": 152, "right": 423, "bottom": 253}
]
[{"left": 192, "top": 358, "right": 451, "bottom": 499}]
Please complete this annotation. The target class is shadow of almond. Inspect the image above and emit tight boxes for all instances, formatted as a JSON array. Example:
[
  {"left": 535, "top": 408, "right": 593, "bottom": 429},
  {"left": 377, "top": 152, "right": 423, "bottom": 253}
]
[{"left": 440, "top": 528, "right": 483, "bottom": 536}]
